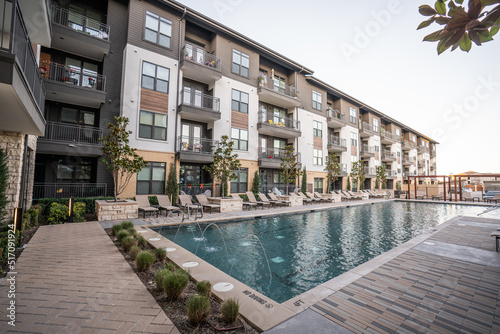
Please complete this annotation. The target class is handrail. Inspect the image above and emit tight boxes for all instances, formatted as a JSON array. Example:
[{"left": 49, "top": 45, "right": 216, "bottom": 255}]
[
  {"left": 33, "top": 183, "right": 107, "bottom": 199},
  {"left": 258, "top": 74, "right": 300, "bottom": 100},
  {"left": 328, "top": 135, "right": 347, "bottom": 148},
  {"left": 178, "top": 135, "right": 217, "bottom": 153},
  {"left": 179, "top": 89, "right": 220, "bottom": 112},
  {"left": 360, "top": 144, "right": 374, "bottom": 154},
  {"left": 360, "top": 121, "right": 377, "bottom": 134},
  {"left": 40, "top": 121, "right": 103, "bottom": 145},
  {"left": 40, "top": 60, "right": 106, "bottom": 91},
  {"left": 258, "top": 110, "right": 300, "bottom": 130},
  {"left": 51, "top": 5, "right": 110, "bottom": 40},
  {"left": 182, "top": 44, "right": 221, "bottom": 70},
  {"left": 257, "top": 147, "right": 301, "bottom": 163},
  {"left": 327, "top": 108, "right": 346, "bottom": 122}
]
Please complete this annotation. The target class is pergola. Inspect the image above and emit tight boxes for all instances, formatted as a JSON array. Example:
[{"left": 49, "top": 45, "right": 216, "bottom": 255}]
[{"left": 407, "top": 174, "right": 500, "bottom": 202}]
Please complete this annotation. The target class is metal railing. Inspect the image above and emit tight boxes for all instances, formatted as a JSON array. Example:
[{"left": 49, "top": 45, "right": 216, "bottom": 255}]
[
  {"left": 257, "top": 147, "right": 301, "bottom": 163},
  {"left": 328, "top": 135, "right": 347, "bottom": 148},
  {"left": 179, "top": 89, "right": 220, "bottom": 112},
  {"left": 381, "top": 130, "right": 398, "bottom": 142},
  {"left": 327, "top": 108, "right": 346, "bottom": 122},
  {"left": 337, "top": 163, "right": 348, "bottom": 175},
  {"left": 0, "top": 0, "right": 45, "bottom": 111},
  {"left": 403, "top": 156, "right": 416, "bottom": 164},
  {"left": 51, "top": 5, "right": 110, "bottom": 40},
  {"left": 402, "top": 140, "right": 416, "bottom": 149},
  {"left": 178, "top": 184, "right": 218, "bottom": 198},
  {"left": 182, "top": 43, "right": 221, "bottom": 71},
  {"left": 33, "top": 183, "right": 107, "bottom": 199},
  {"left": 418, "top": 146, "right": 429, "bottom": 153},
  {"left": 178, "top": 136, "right": 217, "bottom": 154},
  {"left": 363, "top": 166, "right": 375, "bottom": 175},
  {"left": 258, "top": 111, "right": 300, "bottom": 130},
  {"left": 40, "top": 122, "right": 103, "bottom": 145},
  {"left": 418, "top": 159, "right": 425, "bottom": 166},
  {"left": 40, "top": 60, "right": 106, "bottom": 91},
  {"left": 258, "top": 74, "right": 300, "bottom": 100},
  {"left": 382, "top": 150, "right": 396, "bottom": 160},
  {"left": 360, "top": 144, "right": 374, "bottom": 154},
  {"left": 360, "top": 121, "right": 377, "bottom": 134}
]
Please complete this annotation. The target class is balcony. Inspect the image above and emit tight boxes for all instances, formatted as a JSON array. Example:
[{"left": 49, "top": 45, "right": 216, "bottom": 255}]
[
  {"left": 338, "top": 163, "right": 348, "bottom": 176},
  {"left": 381, "top": 150, "right": 396, "bottom": 162},
  {"left": 402, "top": 156, "right": 415, "bottom": 166},
  {"left": 403, "top": 172, "right": 415, "bottom": 178},
  {"left": 359, "top": 121, "right": 379, "bottom": 138},
  {"left": 360, "top": 144, "right": 375, "bottom": 158},
  {"left": 178, "top": 136, "right": 217, "bottom": 163},
  {"left": 327, "top": 135, "right": 347, "bottom": 153},
  {"left": 430, "top": 149, "right": 436, "bottom": 157},
  {"left": 37, "top": 122, "right": 103, "bottom": 156},
  {"left": 180, "top": 44, "right": 222, "bottom": 85},
  {"left": 386, "top": 170, "right": 398, "bottom": 179},
  {"left": 41, "top": 61, "right": 106, "bottom": 108},
  {"left": 381, "top": 130, "right": 399, "bottom": 144},
  {"left": 418, "top": 159, "right": 426, "bottom": 167},
  {"left": 326, "top": 108, "right": 346, "bottom": 128},
  {"left": 257, "top": 111, "right": 301, "bottom": 139},
  {"left": 402, "top": 140, "right": 416, "bottom": 151},
  {"left": 258, "top": 147, "right": 301, "bottom": 169},
  {"left": 50, "top": 5, "right": 110, "bottom": 61},
  {"left": 0, "top": 0, "right": 46, "bottom": 136},
  {"left": 178, "top": 90, "right": 220, "bottom": 122},
  {"left": 33, "top": 183, "right": 107, "bottom": 200},
  {"left": 257, "top": 75, "right": 301, "bottom": 108},
  {"left": 418, "top": 146, "right": 429, "bottom": 154},
  {"left": 363, "top": 166, "right": 375, "bottom": 177}
]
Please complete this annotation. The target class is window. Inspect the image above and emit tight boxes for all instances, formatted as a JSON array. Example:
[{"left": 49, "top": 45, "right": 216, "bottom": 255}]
[
  {"left": 373, "top": 119, "right": 379, "bottom": 132},
  {"left": 56, "top": 159, "right": 92, "bottom": 182},
  {"left": 231, "top": 169, "right": 248, "bottom": 193},
  {"left": 231, "top": 128, "right": 248, "bottom": 151},
  {"left": 273, "top": 75, "right": 286, "bottom": 93},
  {"left": 312, "top": 91, "right": 322, "bottom": 110},
  {"left": 396, "top": 128, "right": 400, "bottom": 136},
  {"left": 144, "top": 11, "right": 172, "bottom": 48},
  {"left": 314, "top": 178, "right": 323, "bottom": 193},
  {"left": 374, "top": 140, "right": 379, "bottom": 152},
  {"left": 137, "top": 162, "right": 166, "bottom": 194},
  {"left": 350, "top": 132, "right": 357, "bottom": 146},
  {"left": 313, "top": 120, "right": 322, "bottom": 137},
  {"left": 313, "top": 149, "right": 323, "bottom": 165},
  {"left": 60, "top": 107, "right": 96, "bottom": 126},
  {"left": 232, "top": 49, "right": 249, "bottom": 77},
  {"left": 139, "top": 111, "right": 167, "bottom": 140},
  {"left": 349, "top": 107, "right": 357, "bottom": 124},
  {"left": 142, "top": 62, "right": 170, "bottom": 93},
  {"left": 231, "top": 89, "right": 249, "bottom": 114}
]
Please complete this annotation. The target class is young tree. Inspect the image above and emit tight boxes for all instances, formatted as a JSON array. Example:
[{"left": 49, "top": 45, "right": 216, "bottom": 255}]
[
  {"left": 324, "top": 151, "right": 341, "bottom": 193},
  {"left": 100, "top": 117, "right": 146, "bottom": 202},
  {"left": 165, "top": 163, "right": 179, "bottom": 205},
  {"left": 279, "top": 145, "right": 301, "bottom": 195},
  {"left": 376, "top": 165, "right": 388, "bottom": 190},
  {"left": 0, "top": 149, "right": 8, "bottom": 224},
  {"left": 346, "top": 176, "right": 351, "bottom": 191},
  {"left": 301, "top": 167, "right": 307, "bottom": 193},
  {"left": 251, "top": 170, "right": 260, "bottom": 195},
  {"left": 350, "top": 161, "right": 365, "bottom": 191},
  {"left": 204, "top": 135, "right": 241, "bottom": 197}
]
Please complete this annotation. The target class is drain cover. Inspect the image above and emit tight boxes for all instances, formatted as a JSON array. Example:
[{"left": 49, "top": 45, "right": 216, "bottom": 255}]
[
  {"left": 182, "top": 261, "right": 199, "bottom": 268},
  {"left": 213, "top": 282, "right": 234, "bottom": 292},
  {"left": 148, "top": 237, "right": 161, "bottom": 241},
  {"left": 166, "top": 247, "right": 176, "bottom": 252}
]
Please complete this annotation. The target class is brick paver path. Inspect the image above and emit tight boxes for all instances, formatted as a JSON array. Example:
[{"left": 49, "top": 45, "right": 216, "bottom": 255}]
[{"left": 0, "top": 222, "right": 180, "bottom": 333}]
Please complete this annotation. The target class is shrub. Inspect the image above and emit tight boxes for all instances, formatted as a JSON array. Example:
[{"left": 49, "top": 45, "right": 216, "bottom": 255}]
[
  {"left": 122, "top": 236, "right": 137, "bottom": 252},
  {"left": 196, "top": 280, "right": 211, "bottom": 298},
  {"left": 23, "top": 204, "right": 40, "bottom": 230},
  {"left": 47, "top": 202, "right": 68, "bottom": 224},
  {"left": 127, "top": 228, "right": 137, "bottom": 238},
  {"left": 136, "top": 251, "right": 155, "bottom": 271},
  {"left": 220, "top": 298, "right": 240, "bottom": 324},
  {"left": 155, "top": 247, "right": 167, "bottom": 262},
  {"left": 155, "top": 268, "right": 170, "bottom": 291},
  {"left": 186, "top": 295, "right": 211, "bottom": 325},
  {"left": 129, "top": 245, "right": 140, "bottom": 260},
  {"left": 138, "top": 235, "right": 147, "bottom": 247},
  {"left": 163, "top": 269, "right": 189, "bottom": 300},
  {"left": 164, "top": 262, "right": 176, "bottom": 272},
  {"left": 116, "top": 230, "right": 130, "bottom": 243},
  {"left": 121, "top": 221, "right": 134, "bottom": 229},
  {"left": 35, "top": 197, "right": 114, "bottom": 216},
  {"left": 73, "top": 202, "right": 85, "bottom": 222},
  {"left": 112, "top": 224, "right": 123, "bottom": 236}
]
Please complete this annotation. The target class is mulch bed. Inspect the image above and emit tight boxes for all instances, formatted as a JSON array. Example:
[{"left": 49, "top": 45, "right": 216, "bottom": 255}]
[{"left": 106, "top": 229, "right": 259, "bottom": 334}]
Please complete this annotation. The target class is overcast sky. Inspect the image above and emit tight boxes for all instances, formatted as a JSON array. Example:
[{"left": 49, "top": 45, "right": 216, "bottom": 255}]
[{"left": 177, "top": 0, "right": 500, "bottom": 175}]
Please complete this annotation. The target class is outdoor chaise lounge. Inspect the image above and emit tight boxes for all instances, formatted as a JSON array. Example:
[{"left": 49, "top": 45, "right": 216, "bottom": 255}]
[
  {"left": 246, "top": 191, "right": 270, "bottom": 209},
  {"left": 195, "top": 194, "right": 221, "bottom": 213},
  {"left": 136, "top": 195, "right": 159, "bottom": 218},
  {"left": 259, "top": 193, "right": 285, "bottom": 207},
  {"left": 156, "top": 195, "right": 181, "bottom": 216},
  {"left": 231, "top": 193, "right": 257, "bottom": 210},
  {"left": 432, "top": 192, "right": 444, "bottom": 200},
  {"left": 178, "top": 194, "right": 203, "bottom": 218},
  {"left": 314, "top": 192, "right": 333, "bottom": 203},
  {"left": 347, "top": 191, "right": 363, "bottom": 200},
  {"left": 293, "top": 191, "right": 313, "bottom": 205},
  {"left": 487, "top": 193, "right": 500, "bottom": 204},
  {"left": 415, "top": 190, "right": 431, "bottom": 200},
  {"left": 268, "top": 192, "right": 291, "bottom": 206},
  {"left": 463, "top": 192, "right": 480, "bottom": 202},
  {"left": 305, "top": 191, "right": 323, "bottom": 203},
  {"left": 335, "top": 190, "right": 352, "bottom": 202}
]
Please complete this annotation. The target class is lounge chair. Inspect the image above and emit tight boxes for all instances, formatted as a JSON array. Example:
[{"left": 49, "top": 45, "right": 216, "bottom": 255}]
[
  {"left": 432, "top": 192, "right": 444, "bottom": 200},
  {"left": 347, "top": 191, "right": 363, "bottom": 200},
  {"left": 342, "top": 191, "right": 358, "bottom": 201},
  {"left": 136, "top": 195, "right": 159, "bottom": 218},
  {"left": 415, "top": 190, "right": 431, "bottom": 200},
  {"left": 314, "top": 192, "right": 333, "bottom": 203},
  {"left": 367, "top": 190, "right": 384, "bottom": 199},
  {"left": 487, "top": 193, "right": 500, "bottom": 204},
  {"left": 268, "top": 193, "right": 291, "bottom": 206},
  {"left": 463, "top": 192, "right": 480, "bottom": 202},
  {"left": 305, "top": 191, "right": 322, "bottom": 203},
  {"left": 258, "top": 193, "right": 281, "bottom": 207},
  {"left": 178, "top": 194, "right": 203, "bottom": 217},
  {"left": 195, "top": 194, "right": 221, "bottom": 213},
  {"left": 336, "top": 190, "right": 351, "bottom": 202},
  {"left": 293, "top": 192, "right": 313, "bottom": 205},
  {"left": 156, "top": 195, "right": 181, "bottom": 216},
  {"left": 231, "top": 193, "right": 257, "bottom": 210},
  {"left": 246, "top": 191, "right": 270, "bottom": 209}
]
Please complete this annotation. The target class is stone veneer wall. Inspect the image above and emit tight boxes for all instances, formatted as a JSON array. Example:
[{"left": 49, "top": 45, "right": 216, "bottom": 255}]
[{"left": 95, "top": 200, "right": 138, "bottom": 221}]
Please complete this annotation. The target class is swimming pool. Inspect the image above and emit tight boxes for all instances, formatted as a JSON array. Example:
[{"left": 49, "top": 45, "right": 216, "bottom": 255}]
[{"left": 156, "top": 202, "right": 499, "bottom": 303}]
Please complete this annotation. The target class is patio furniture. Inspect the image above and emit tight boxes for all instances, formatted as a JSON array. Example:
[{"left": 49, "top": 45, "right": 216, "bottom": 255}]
[
  {"left": 491, "top": 230, "right": 500, "bottom": 252},
  {"left": 178, "top": 194, "right": 203, "bottom": 219},
  {"left": 246, "top": 192, "right": 270, "bottom": 209},
  {"left": 268, "top": 192, "right": 291, "bottom": 206},
  {"left": 231, "top": 193, "right": 257, "bottom": 210},
  {"left": 463, "top": 192, "right": 480, "bottom": 202},
  {"left": 415, "top": 190, "right": 430, "bottom": 200},
  {"left": 347, "top": 191, "right": 363, "bottom": 200},
  {"left": 432, "top": 192, "right": 444, "bottom": 200},
  {"left": 487, "top": 193, "right": 500, "bottom": 204},
  {"left": 258, "top": 193, "right": 280, "bottom": 207},
  {"left": 293, "top": 192, "right": 313, "bottom": 205},
  {"left": 336, "top": 190, "right": 352, "bottom": 202},
  {"left": 156, "top": 195, "right": 181, "bottom": 217},
  {"left": 314, "top": 192, "right": 333, "bottom": 203},
  {"left": 305, "top": 191, "right": 322, "bottom": 203},
  {"left": 136, "top": 195, "right": 159, "bottom": 218},
  {"left": 195, "top": 194, "right": 221, "bottom": 213}
]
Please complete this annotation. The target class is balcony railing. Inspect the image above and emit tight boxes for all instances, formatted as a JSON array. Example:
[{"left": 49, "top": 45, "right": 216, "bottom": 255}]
[
  {"left": 178, "top": 184, "right": 218, "bottom": 198},
  {"left": 178, "top": 136, "right": 217, "bottom": 154},
  {"left": 337, "top": 163, "right": 348, "bottom": 175},
  {"left": 418, "top": 146, "right": 429, "bottom": 153},
  {"left": 382, "top": 150, "right": 396, "bottom": 160},
  {"left": 363, "top": 166, "right": 375, "bottom": 175},
  {"left": 258, "top": 147, "right": 301, "bottom": 163},
  {"left": 403, "top": 156, "right": 415, "bottom": 164},
  {"left": 381, "top": 130, "right": 398, "bottom": 142},
  {"left": 51, "top": 5, "right": 110, "bottom": 40},
  {"left": 402, "top": 140, "right": 416, "bottom": 149},
  {"left": 182, "top": 44, "right": 221, "bottom": 71},
  {"left": 40, "top": 122, "right": 103, "bottom": 145},
  {"left": 360, "top": 121, "right": 378, "bottom": 134},
  {"left": 180, "top": 89, "right": 220, "bottom": 112},
  {"left": 327, "top": 108, "right": 346, "bottom": 122},
  {"left": 40, "top": 60, "right": 106, "bottom": 91},
  {"left": 258, "top": 74, "right": 300, "bottom": 100},
  {"left": 33, "top": 183, "right": 107, "bottom": 199},
  {"left": 360, "top": 144, "right": 374, "bottom": 155},
  {"left": 0, "top": 0, "right": 45, "bottom": 110},
  {"left": 328, "top": 135, "right": 347, "bottom": 148},
  {"left": 258, "top": 111, "right": 300, "bottom": 130}
]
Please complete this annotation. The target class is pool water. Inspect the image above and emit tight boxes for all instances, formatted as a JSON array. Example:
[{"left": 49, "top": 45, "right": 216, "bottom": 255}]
[{"left": 156, "top": 202, "right": 499, "bottom": 303}]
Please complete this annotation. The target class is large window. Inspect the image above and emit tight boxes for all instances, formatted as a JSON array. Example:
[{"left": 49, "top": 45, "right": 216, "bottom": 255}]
[
  {"left": 60, "top": 107, "right": 96, "bottom": 126},
  {"left": 313, "top": 120, "right": 323, "bottom": 138},
  {"left": 144, "top": 11, "right": 172, "bottom": 48},
  {"left": 349, "top": 107, "right": 357, "bottom": 124},
  {"left": 139, "top": 111, "right": 167, "bottom": 141},
  {"left": 56, "top": 159, "right": 92, "bottom": 182},
  {"left": 373, "top": 119, "right": 379, "bottom": 132},
  {"left": 374, "top": 139, "right": 380, "bottom": 152},
  {"left": 313, "top": 149, "right": 323, "bottom": 165},
  {"left": 231, "top": 169, "right": 248, "bottom": 193},
  {"left": 231, "top": 128, "right": 248, "bottom": 151},
  {"left": 350, "top": 132, "right": 357, "bottom": 146},
  {"left": 314, "top": 178, "right": 323, "bottom": 193},
  {"left": 312, "top": 91, "right": 322, "bottom": 110},
  {"left": 232, "top": 50, "right": 249, "bottom": 77},
  {"left": 137, "top": 162, "right": 166, "bottom": 194},
  {"left": 396, "top": 128, "right": 400, "bottom": 137},
  {"left": 231, "top": 89, "right": 249, "bottom": 114},
  {"left": 142, "top": 61, "right": 170, "bottom": 93}
]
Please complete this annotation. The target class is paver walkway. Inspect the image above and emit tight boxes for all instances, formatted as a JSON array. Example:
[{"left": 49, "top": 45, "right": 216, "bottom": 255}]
[{"left": 0, "top": 222, "right": 180, "bottom": 333}]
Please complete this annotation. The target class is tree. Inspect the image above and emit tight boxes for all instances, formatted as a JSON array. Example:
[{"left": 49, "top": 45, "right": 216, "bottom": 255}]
[
  {"left": 376, "top": 165, "right": 387, "bottom": 190},
  {"left": 350, "top": 161, "right": 365, "bottom": 191},
  {"left": 301, "top": 168, "right": 307, "bottom": 193},
  {"left": 251, "top": 170, "right": 260, "bottom": 195},
  {"left": 100, "top": 117, "right": 146, "bottom": 201},
  {"left": 324, "top": 151, "right": 341, "bottom": 193},
  {"left": 279, "top": 145, "right": 301, "bottom": 195},
  {"left": 204, "top": 135, "right": 241, "bottom": 197},
  {"left": 346, "top": 176, "right": 351, "bottom": 191},
  {"left": 417, "top": 0, "right": 500, "bottom": 55},
  {"left": 165, "top": 163, "right": 178, "bottom": 205},
  {"left": 0, "top": 149, "right": 7, "bottom": 224}
]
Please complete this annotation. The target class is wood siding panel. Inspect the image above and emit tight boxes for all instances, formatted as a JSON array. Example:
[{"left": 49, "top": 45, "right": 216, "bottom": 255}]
[
  {"left": 351, "top": 146, "right": 357, "bottom": 156},
  {"left": 231, "top": 110, "right": 248, "bottom": 129},
  {"left": 141, "top": 88, "right": 169, "bottom": 114},
  {"left": 313, "top": 136, "right": 322, "bottom": 149},
  {"left": 375, "top": 152, "right": 380, "bottom": 160}
]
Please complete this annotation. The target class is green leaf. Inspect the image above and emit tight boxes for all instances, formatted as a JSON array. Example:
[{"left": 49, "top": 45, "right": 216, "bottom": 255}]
[
  {"left": 419, "top": 4, "right": 438, "bottom": 16},
  {"left": 459, "top": 33, "right": 471, "bottom": 51},
  {"left": 469, "top": 30, "right": 482, "bottom": 45},
  {"left": 451, "top": 34, "right": 465, "bottom": 50},
  {"left": 481, "top": 0, "right": 500, "bottom": 6},
  {"left": 491, "top": 26, "right": 500, "bottom": 35},
  {"left": 423, "top": 29, "right": 445, "bottom": 41},
  {"left": 448, "top": 1, "right": 458, "bottom": 10},
  {"left": 435, "top": 0, "right": 447, "bottom": 15},
  {"left": 449, "top": 6, "right": 468, "bottom": 18},
  {"left": 456, "top": 0, "right": 464, "bottom": 3},
  {"left": 418, "top": 17, "right": 436, "bottom": 29},
  {"left": 436, "top": 16, "right": 452, "bottom": 24},
  {"left": 479, "top": 31, "right": 494, "bottom": 42}
]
